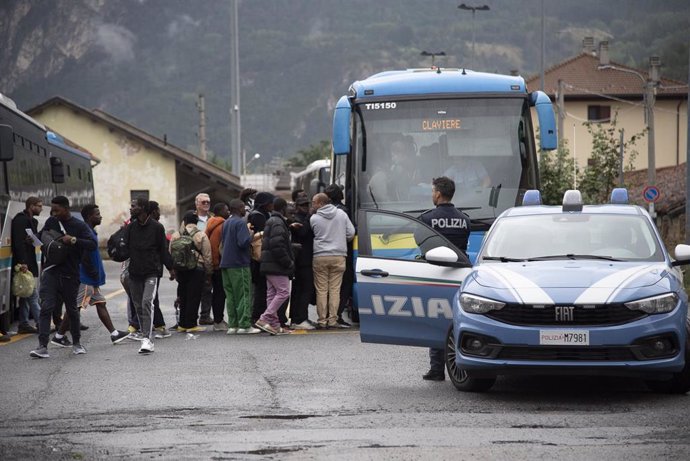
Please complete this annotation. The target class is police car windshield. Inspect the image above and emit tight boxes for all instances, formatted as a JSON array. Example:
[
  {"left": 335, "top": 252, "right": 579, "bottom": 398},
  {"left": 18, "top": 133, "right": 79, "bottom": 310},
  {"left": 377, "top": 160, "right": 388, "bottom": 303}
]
[
  {"left": 481, "top": 213, "right": 664, "bottom": 262},
  {"left": 355, "top": 98, "right": 534, "bottom": 220}
]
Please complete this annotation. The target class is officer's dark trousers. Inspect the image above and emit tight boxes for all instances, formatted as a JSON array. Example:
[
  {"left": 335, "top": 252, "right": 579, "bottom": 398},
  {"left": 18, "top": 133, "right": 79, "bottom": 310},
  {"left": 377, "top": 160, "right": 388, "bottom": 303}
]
[
  {"left": 290, "top": 265, "right": 314, "bottom": 324},
  {"left": 251, "top": 260, "right": 267, "bottom": 322},
  {"left": 38, "top": 270, "right": 80, "bottom": 347},
  {"left": 177, "top": 268, "right": 205, "bottom": 329},
  {"left": 429, "top": 348, "right": 445, "bottom": 373},
  {"left": 211, "top": 269, "right": 226, "bottom": 323}
]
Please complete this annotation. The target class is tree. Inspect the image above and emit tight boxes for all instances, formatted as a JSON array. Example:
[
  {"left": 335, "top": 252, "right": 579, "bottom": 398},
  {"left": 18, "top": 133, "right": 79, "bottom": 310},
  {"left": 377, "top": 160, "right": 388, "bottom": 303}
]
[
  {"left": 287, "top": 140, "right": 330, "bottom": 167},
  {"left": 578, "top": 112, "right": 643, "bottom": 204},
  {"left": 539, "top": 140, "right": 577, "bottom": 205}
]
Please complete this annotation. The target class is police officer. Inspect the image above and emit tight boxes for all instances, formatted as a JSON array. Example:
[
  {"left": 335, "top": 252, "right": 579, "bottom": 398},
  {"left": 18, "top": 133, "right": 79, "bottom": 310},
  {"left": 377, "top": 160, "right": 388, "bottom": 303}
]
[{"left": 418, "top": 176, "right": 470, "bottom": 381}]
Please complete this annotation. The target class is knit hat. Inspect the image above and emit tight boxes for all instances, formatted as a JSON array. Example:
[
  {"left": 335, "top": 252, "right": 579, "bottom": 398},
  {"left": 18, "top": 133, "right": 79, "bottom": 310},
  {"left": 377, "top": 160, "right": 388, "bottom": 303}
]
[{"left": 253, "top": 192, "right": 275, "bottom": 208}]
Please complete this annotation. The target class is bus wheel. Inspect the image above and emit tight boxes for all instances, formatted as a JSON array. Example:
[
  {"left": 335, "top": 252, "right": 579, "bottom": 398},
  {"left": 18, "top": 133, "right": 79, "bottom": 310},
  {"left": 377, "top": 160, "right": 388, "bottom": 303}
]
[{"left": 445, "top": 327, "right": 495, "bottom": 392}]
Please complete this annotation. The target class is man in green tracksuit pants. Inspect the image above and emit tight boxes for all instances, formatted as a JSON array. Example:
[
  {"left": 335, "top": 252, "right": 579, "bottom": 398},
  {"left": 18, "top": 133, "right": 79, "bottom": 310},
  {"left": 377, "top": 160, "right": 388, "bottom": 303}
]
[{"left": 220, "top": 199, "right": 260, "bottom": 335}]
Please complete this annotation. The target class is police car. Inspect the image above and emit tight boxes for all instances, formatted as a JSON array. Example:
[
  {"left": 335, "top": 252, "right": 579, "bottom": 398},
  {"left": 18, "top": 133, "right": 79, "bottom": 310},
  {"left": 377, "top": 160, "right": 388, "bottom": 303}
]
[{"left": 354, "top": 189, "right": 690, "bottom": 393}]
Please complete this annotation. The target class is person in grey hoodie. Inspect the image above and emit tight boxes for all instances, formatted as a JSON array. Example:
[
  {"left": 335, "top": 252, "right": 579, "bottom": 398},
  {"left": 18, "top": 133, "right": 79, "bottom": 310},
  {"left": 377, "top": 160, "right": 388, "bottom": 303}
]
[{"left": 309, "top": 193, "right": 355, "bottom": 328}]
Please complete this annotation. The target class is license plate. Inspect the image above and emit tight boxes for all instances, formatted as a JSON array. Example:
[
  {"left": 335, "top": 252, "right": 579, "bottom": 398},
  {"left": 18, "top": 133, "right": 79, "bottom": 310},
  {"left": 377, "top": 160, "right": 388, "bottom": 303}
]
[{"left": 539, "top": 330, "right": 589, "bottom": 346}]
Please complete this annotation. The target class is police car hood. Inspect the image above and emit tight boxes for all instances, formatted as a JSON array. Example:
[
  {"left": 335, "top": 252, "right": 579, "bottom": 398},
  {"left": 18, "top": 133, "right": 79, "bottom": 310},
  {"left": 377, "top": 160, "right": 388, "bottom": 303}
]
[{"left": 472, "top": 261, "right": 667, "bottom": 291}]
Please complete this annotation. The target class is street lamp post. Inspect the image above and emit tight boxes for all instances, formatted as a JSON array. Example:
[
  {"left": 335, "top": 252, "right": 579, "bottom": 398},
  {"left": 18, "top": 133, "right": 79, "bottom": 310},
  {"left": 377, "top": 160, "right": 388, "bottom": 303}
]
[
  {"left": 458, "top": 3, "right": 490, "bottom": 69},
  {"left": 420, "top": 50, "right": 446, "bottom": 67},
  {"left": 243, "top": 152, "right": 260, "bottom": 176},
  {"left": 598, "top": 59, "right": 660, "bottom": 217}
]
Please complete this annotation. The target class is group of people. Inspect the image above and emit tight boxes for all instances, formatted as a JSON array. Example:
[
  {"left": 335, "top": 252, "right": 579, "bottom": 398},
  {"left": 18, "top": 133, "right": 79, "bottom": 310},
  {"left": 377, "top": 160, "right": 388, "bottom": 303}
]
[
  {"left": 8, "top": 196, "right": 131, "bottom": 357},
  {"left": 174, "top": 188, "right": 355, "bottom": 339},
  {"left": 11, "top": 183, "right": 356, "bottom": 357}
]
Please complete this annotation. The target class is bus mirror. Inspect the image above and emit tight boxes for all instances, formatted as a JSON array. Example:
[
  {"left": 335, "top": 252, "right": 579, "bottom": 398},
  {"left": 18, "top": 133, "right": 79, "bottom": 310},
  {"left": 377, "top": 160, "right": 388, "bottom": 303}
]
[
  {"left": 530, "top": 91, "right": 557, "bottom": 151},
  {"left": 50, "top": 156, "right": 65, "bottom": 183},
  {"left": 332, "top": 96, "right": 351, "bottom": 155},
  {"left": 0, "top": 124, "right": 14, "bottom": 161},
  {"left": 309, "top": 178, "right": 324, "bottom": 197}
]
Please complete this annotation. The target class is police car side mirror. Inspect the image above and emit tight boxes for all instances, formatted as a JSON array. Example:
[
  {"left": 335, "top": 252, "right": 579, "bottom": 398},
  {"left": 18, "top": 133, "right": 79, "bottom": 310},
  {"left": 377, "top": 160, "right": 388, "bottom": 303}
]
[
  {"left": 425, "top": 246, "right": 470, "bottom": 268},
  {"left": 671, "top": 244, "right": 690, "bottom": 267}
]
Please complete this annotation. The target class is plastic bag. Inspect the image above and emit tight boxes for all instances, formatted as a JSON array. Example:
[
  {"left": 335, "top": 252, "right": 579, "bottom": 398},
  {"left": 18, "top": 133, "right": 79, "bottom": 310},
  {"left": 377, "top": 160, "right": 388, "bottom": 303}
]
[{"left": 12, "top": 267, "right": 35, "bottom": 298}]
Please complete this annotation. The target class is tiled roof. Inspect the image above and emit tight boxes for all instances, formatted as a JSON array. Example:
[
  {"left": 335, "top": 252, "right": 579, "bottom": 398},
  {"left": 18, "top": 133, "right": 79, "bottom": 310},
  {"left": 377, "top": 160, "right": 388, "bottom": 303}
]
[
  {"left": 526, "top": 53, "right": 687, "bottom": 99},
  {"left": 26, "top": 96, "right": 241, "bottom": 190}
]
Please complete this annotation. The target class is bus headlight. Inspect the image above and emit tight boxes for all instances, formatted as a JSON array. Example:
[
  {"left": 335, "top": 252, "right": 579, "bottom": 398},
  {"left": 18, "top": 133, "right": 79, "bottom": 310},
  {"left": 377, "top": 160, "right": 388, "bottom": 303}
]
[
  {"left": 460, "top": 294, "right": 505, "bottom": 314},
  {"left": 624, "top": 293, "right": 679, "bottom": 314}
]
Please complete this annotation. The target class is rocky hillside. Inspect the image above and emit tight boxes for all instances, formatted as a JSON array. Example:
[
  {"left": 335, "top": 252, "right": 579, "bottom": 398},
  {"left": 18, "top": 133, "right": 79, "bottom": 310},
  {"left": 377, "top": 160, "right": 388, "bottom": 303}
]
[{"left": 1, "top": 0, "right": 687, "bottom": 169}]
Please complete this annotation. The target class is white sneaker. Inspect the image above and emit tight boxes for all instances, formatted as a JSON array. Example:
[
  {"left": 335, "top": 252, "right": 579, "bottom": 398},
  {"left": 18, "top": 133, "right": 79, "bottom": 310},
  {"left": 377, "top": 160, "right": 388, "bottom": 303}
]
[
  {"left": 214, "top": 321, "right": 229, "bottom": 331},
  {"left": 237, "top": 327, "right": 261, "bottom": 334},
  {"left": 138, "top": 338, "right": 154, "bottom": 354},
  {"left": 291, "top": 320, "right": 315, "bottom": 330},
  {"left": 226, "top": 328, "right": 238, "bottom": 335}
]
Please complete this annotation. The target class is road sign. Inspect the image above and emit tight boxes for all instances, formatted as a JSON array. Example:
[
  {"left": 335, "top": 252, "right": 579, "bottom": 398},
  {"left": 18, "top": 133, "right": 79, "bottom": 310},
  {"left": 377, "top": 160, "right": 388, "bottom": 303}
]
[{"left": 643, "top": 185, "right": 660, "bottom": 203}]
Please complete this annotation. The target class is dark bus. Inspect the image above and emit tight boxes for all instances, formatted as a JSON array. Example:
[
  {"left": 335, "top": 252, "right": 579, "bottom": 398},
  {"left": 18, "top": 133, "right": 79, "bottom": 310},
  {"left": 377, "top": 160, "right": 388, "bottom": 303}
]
[{"left": 0, "top": 93, "right": 94, "bottom": 329}]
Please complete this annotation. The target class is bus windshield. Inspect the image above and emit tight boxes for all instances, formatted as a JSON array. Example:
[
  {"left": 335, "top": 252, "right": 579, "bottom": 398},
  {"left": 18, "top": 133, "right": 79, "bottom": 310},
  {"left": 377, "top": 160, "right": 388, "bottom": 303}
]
[{"left": 355, "top": 97, "right": 536, "bottom": 221}]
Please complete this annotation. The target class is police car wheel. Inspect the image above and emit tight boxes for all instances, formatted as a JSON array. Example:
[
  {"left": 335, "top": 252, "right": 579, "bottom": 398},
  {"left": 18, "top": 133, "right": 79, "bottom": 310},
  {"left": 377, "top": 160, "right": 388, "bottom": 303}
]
[
  {"left": 445, "top": 328, "right": 495, "bottom": 392},
  {"left": 645, "top": 320, "right": 690, "bottom": 394}
]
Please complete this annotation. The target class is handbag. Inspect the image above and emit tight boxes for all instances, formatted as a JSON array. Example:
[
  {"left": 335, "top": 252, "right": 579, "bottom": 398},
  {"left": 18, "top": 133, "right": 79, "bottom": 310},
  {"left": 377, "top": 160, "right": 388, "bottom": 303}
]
[
  {"left": 250, "top": 232, "right": 263, "bottom": 261},
  {"left": 12, "top": 266, "right": 35, "bottom": 298}
]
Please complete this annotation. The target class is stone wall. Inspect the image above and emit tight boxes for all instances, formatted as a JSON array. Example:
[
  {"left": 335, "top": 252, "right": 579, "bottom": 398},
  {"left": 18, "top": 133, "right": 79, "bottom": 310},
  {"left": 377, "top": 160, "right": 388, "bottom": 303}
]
[{"left": 624, "top": 163, "right": 687, "bottom": 249}]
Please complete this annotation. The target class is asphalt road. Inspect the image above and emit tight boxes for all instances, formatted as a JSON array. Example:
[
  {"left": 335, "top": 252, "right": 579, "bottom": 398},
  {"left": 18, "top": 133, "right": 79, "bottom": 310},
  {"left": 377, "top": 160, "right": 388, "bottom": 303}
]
[{"left": 1, "top": 261, "right": 689, "bottom": 460}]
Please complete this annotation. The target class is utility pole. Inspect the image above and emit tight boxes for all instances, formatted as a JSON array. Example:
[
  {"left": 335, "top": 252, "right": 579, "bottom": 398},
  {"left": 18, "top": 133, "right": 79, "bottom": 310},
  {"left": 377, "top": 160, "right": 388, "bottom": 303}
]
[
  {"left": 197, "top": 94, "right": 207, "bottom": 161},
  {"left": 557, "top": 79, "right": 565, "bottom": 149},
  {"left": 229, "top": 0, "right": 241, "bottom": 175},
  {"left": 685, "top": 41, "right": 689, "bottom": 244},
  {"left": 646, "top": 56, "right": 660, "bottom": 218},
  {"left": 540, "top": 0, "right": 545, "bottom": 91}
]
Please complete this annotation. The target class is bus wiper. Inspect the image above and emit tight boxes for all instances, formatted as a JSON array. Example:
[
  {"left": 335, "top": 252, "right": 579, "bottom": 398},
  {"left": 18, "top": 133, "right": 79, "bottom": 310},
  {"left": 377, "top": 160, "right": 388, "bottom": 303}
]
[
  {"left": 369, "top": 186, "right": 379, "bottom": 210},
  {"left": 527, "top": 254, "right": 622, "bottom": 262},
  {"left": 482, "top": 256, "right": 527, "bottom": 262}
]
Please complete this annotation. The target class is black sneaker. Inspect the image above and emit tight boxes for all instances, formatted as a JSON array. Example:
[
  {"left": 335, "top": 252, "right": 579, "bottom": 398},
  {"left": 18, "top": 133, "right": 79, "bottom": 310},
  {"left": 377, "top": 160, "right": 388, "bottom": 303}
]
[
  {"left": 50, "top": 335, "right": 72, "bottom": 348},
  {"left": 422, "top": 369, "right": 445, "bottom": 381},
  {"left": 111, "top": 330, "right": 131, "bottom": 344},
  {"left": 336, "top": 318, "right": 351, "bottom": 329},
  {"left": 18, "top": 323, "right": 38, "bottom": 334},
  {"left": 1, "top": 333, "right": 12, "bottom": 343},
  {"left": 80, "top": 324, "right": 89, "bottom": 331}
]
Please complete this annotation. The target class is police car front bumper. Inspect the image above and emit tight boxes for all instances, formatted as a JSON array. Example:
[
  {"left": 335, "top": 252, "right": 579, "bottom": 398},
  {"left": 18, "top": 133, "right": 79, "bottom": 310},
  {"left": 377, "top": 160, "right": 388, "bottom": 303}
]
[{"left": 453, "top": 303, "right": 688, "bottom": 378}]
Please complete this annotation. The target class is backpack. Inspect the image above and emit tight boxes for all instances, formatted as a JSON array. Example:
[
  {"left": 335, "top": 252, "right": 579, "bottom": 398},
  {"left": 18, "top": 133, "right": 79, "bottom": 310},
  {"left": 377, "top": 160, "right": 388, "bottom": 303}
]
[
  {"left": 40, "top": 228, "right": 68, "bottom": 267},
  {"left": 107, "top": 226, "right": 129, "bottom": 262},
  {"left": 170, "top": 228, "right": 201, "bottom": 270}
]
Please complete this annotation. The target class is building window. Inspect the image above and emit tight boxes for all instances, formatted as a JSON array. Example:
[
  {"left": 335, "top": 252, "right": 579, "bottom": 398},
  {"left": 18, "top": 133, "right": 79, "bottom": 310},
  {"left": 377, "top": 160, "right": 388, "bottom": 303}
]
[
  {"left": 130, "top": 190, "right": 149, "bottom": 201},
  {"left": 66, "top": 165, "right": 71, "bottom": 177},
  {"left": 587, "top": 105, "right": 611, "bottom": 123}
]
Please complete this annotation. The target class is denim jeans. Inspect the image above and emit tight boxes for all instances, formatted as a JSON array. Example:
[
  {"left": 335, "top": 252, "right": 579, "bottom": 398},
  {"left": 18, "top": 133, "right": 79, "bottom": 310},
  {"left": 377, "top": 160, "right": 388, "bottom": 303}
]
[{"left": 19, "top": 278, "right": 40, "bottom": 326}]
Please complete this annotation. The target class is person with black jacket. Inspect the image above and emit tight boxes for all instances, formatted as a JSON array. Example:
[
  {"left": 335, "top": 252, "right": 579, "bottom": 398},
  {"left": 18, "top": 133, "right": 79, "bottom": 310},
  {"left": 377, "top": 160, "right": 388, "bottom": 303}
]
[
  {"left": 11, "top": 196, "right": 42, "bottom": 334},
  {"left": 30, "top": 196, "right": 96, "bottom": 359},
  {"left": 418, "top": 176, "right": 470, "bottom": 381},
  {"left": 125, "top": 198, "right": 174, "bottom": 354},
  {"left": 255, "top": 198, "right": 294, "bottom": 335},
  {"left": 288, "top": 196, "right": 315, "bottom": 330},
  {"left": 247, "top": 192, "right": 274, "bottom": 323}
]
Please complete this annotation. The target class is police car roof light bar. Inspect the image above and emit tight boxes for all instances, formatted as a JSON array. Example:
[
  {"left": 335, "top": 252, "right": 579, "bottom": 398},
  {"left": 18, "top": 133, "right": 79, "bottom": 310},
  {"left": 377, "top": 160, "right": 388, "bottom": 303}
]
[
  {"left": 610, "top": 188, "right": 629, "bottom": 204},
  {"left": 522, "top": 189, "right": 542, "bottom": 206},
  {"left": 562, "top": 190, "right": 583, "bottom": 212}
]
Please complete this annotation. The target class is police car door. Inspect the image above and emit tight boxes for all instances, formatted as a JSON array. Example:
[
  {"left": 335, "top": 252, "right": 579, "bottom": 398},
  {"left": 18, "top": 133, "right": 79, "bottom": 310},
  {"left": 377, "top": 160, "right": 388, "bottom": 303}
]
[{"left": 356, "top": 209, "right": 472, "bottom": 349}]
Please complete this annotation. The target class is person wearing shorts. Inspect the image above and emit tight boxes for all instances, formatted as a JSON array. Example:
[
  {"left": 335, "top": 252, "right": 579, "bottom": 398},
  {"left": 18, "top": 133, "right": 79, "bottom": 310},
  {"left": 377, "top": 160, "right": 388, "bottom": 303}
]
[{"left": 50, "top": 205, "right": 130, "bottom": 347}]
